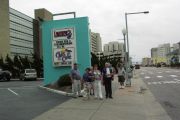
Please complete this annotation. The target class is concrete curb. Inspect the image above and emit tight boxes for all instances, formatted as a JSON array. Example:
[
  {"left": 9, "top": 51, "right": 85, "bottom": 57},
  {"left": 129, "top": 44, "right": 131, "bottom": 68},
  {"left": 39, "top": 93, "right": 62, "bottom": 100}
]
[{"left": 38, "top": 85, "right": 73, "bottom": 97}]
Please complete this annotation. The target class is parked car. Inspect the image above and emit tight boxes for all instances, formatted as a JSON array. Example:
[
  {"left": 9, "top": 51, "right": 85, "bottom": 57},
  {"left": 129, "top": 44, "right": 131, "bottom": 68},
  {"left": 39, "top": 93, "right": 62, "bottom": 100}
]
[
  {"left": 20, "top": 69, "right": 37, "bottom": 81},
  {"left": 0, "top": 69, "right": 12, "bottom": 81}
]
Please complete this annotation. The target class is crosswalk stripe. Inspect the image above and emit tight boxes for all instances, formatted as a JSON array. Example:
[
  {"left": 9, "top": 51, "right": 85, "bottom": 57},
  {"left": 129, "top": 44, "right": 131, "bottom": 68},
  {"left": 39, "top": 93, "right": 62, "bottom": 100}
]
[
  {"left": 145, "top": 76, "right": 151, "bottom": 79},
  {"left": 170, "top": 75, "right": 178, "bottom": 77},
  {"left": 157, "top": 76, "right": 163, "bottom": 78}
]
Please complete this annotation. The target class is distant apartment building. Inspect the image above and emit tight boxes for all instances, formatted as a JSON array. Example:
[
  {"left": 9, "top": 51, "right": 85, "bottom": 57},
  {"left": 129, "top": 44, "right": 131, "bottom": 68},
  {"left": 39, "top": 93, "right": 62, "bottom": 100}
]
[
  {"left": 173, "top": 43, "right": 179, "bottom": 51},
  {"left": 103, "top": 41, "right": 124, "bottom": 53},
  {"left": 151, "top": 48, "right": 158, "bottom": 65},
  {"left": 103, "top": 41, "right": 124, "bottom": 61},
  {"left": 151, "top": 43, "right": 171, "bottom": 65},
  {"left": 90, "top": 31, "right": 102, "bottom": 53},
  {"left": 158, "top": 43, "right": 170, "bottom": 64}
]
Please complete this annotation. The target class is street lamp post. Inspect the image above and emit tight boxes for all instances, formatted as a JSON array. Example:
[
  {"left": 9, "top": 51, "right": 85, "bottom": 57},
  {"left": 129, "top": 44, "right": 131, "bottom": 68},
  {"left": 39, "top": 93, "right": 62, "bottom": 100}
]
[
  {"left": 121, "top": 29, "right": 128, "bottom": 82},
  {"left": 125, "top": 11, "right": 149, "bottom": 67},
  {"left": 124, "top": 11, "right": 149, "bottom": 86}
]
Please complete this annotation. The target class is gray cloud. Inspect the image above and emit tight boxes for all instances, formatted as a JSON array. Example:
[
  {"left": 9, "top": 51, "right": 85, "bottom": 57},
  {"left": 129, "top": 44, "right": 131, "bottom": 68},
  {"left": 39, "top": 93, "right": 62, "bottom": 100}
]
[{"left": 10, "top": 0, "right": 180, "bottom": 61}]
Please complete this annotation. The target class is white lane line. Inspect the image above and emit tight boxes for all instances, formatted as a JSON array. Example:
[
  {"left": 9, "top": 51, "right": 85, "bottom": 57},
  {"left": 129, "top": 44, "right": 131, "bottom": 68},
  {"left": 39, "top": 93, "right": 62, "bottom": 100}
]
[
  {"left": 174, "top": 78, "right": 180, "bottom": 81},
  {"left": 157, "top": 76, "right": 163, "bottom": 78},
  {"left": 170, "top": 75, "right": 178, "bottom": 78},
  {"left": 7, "top": 88, "right": 19, "bottom": 96},
  {"left": 145, "top": 76, "right": 151, "bottom": 79},
  {"left": 147, "top": 72, "right": 153, "bottom": 74}
]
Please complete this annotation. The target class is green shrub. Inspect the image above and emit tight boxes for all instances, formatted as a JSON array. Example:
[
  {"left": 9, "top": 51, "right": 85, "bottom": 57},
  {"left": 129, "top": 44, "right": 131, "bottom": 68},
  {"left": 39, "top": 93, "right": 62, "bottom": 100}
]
[{"left": 56, "top": 74, "right": 72, "bottom": 87}]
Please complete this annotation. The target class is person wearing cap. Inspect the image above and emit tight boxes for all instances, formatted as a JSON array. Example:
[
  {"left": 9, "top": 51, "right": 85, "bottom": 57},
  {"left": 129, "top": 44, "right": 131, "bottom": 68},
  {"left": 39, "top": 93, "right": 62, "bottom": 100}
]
[{"left": 70, "top": 63, "right": 82, "bottom": 98}]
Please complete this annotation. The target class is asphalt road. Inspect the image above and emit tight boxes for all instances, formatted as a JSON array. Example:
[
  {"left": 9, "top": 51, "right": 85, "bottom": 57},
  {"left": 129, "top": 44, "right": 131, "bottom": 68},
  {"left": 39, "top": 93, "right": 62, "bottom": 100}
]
[
  {"left": 138, "top": 67, "right": 180, "bottom": 120},
  {"left": 0, "top": 80, "right": 70, "bottom": 120}
]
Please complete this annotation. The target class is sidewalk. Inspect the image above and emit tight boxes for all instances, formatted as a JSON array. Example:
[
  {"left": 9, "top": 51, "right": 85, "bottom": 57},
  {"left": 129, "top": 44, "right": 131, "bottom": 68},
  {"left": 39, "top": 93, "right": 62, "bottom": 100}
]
[{"left": 33, "top": 74, "right": 172, "bottom": 120}]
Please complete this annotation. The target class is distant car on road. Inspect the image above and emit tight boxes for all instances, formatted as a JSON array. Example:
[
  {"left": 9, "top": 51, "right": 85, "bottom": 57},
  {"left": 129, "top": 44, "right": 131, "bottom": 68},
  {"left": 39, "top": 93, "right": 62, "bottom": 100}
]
[
  {"left": 135, "top": 64, "right": 140, "bottom": 69},
  {"left": 156, "top": 63, "right": 161, "bottom": 68},
  {"left": 20, "top": 69, "right": 37, "bottom": 81},
  {"left": 0, "top": 69, "right": 12, "bottom": 81}
]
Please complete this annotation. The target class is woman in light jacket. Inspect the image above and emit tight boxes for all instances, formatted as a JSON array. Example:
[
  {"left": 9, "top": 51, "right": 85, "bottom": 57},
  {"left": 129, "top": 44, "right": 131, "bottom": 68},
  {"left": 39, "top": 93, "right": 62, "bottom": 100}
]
[{"left": 93, "top": 64, "right": 103, "bottom": 100}]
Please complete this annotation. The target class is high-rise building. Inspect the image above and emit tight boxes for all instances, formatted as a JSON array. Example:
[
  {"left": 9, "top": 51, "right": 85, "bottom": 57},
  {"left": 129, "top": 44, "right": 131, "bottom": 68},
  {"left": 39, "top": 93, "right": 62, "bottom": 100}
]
[
  {"left": 90, "top": 31, "right": 102, "bottom": 53},
  {"left": 151, "top": 48, "right": 158, "bottom": 58},
  {"left": 158, "top": 43, "right": 170, "bottom": 58},
  {"left": 103, "top": 41, "right": 124, "bottom": 53},
  {"left": 0, "top": 0, "right": 39, "bottom": 58},
  {"left": 104, "top": 44, "right": 109, "bottom": 52},
  {"left": 0, "top": 0, "right": 10, "bottom": 58},
  {"left": 151, "top": 43, "right": 171, "bottom": 65},
  {"left": 9, "top": 8, "right": 35, "bottom": 57},
  {"left": 151, "top": 48, "right": 158, "bottom": 65},
  {"left": 34, "top": 8, "right": 53, "bottom": 58},
  {"left": 173, "top": 43, "right": 179, "bottom": 51},
  {"left": 103, "top": 41, "right": 124, "bottom": 61}
]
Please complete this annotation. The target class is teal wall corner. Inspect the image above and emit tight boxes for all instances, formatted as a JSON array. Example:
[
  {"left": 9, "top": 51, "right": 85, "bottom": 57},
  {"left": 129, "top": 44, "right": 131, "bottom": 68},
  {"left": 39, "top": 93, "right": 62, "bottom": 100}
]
[{"left": 42, "top": 17, "right": 91, "bottom": 85}]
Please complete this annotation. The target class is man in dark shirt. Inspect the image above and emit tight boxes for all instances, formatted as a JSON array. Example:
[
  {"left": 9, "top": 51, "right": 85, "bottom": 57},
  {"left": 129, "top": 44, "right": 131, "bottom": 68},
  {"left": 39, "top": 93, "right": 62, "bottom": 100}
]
[{"left": 102, "top": 62, "right": 114, "bottom": 99}]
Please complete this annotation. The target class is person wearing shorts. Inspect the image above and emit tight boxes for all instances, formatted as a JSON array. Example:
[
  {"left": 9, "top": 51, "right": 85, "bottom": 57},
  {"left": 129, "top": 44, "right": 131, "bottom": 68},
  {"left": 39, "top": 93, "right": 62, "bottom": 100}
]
[{"left": 117, "top": 63, "right": 125, "bottom": 89}]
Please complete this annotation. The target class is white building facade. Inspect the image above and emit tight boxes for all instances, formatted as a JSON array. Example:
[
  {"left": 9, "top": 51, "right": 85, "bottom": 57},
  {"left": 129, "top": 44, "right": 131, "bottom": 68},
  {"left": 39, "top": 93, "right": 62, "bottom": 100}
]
[{"left": 90, "top": 32, "right": 102, "bottom": 53}]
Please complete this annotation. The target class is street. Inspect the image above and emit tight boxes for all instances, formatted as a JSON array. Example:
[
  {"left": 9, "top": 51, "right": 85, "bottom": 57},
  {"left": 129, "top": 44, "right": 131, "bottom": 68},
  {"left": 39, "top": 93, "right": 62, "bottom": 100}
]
[
  {"left": 138, "top": 67, "right": 180, "bottom": 120},
  {"left": 0, "top": 80, "right": 70, "bottom": 120}
]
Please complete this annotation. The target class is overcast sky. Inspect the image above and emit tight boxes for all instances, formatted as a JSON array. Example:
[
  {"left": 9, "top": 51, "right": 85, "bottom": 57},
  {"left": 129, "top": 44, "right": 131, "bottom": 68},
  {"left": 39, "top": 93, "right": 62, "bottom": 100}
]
[{"left": 10, "top": 0, "right": 180, "bottom": 62}]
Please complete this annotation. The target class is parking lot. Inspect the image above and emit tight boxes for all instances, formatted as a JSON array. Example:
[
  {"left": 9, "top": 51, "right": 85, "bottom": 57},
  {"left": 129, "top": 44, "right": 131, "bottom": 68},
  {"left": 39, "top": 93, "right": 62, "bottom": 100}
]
[{"left": 0, "top": 80, "right": 70, "bottom": 120}]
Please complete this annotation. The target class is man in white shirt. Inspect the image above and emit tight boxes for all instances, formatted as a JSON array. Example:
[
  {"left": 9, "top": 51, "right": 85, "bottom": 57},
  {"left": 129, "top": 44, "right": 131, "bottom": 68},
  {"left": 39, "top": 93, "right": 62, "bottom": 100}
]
[{"left": 102, "top": 63, "right": 113, "bottom": 99}]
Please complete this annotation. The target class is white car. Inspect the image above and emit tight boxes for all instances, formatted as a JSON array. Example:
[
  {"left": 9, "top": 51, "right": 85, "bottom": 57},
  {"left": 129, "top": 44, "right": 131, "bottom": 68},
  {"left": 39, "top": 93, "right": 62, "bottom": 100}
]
[{"left": 20, "top": 69, "right": 37, "bottom": 81}]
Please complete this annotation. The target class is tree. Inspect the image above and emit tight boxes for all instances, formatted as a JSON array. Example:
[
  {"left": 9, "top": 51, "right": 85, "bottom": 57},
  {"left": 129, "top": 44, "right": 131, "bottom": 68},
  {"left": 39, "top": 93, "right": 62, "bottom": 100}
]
[
  {"left": 19, "top": 56, "right": 31, "bottom": 69},
  {"left": 31, "top": 53, "right": 43, "bottom": 77},
  {"left": 0, "top": 56, "right": 4, "bottom": 69},
  {"left": 91, "top": 52, "right": 99, "bottom": 66},
  {"left": 13, "top": 55, "right": 22, "bottom": 77}
]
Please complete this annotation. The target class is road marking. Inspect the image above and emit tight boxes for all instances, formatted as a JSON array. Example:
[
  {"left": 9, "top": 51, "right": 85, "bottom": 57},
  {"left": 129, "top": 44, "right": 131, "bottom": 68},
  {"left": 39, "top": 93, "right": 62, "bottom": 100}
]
[
  {"left": 145, "top": 76, "right": 151, "bottom": 79},
  {"left": 170, "top": 75, "right": 178, "bottom": 78},
  {"left": 148, "top": 81, "right": 180, "bottom": 85},
  {"left": 7, "top": 88, "right": 19, "bottom": 96},
  {"left": 174, "top": 78, "right": 180, "bottom": 81},
  {"left": 157, "top": 76, "right": 163, "bottom": 78}
]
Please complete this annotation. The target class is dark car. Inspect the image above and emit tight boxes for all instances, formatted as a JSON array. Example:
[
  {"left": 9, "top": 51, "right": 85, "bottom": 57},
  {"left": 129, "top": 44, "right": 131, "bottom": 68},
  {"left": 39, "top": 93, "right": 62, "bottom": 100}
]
[
  {"left": 135, "top": 64, "right": 140, "bottom": 69},
  {"left": 0, "top": 69, "right": 12, "bottom": 81},
  {"left": 156, "top": 63, "right": 161, "bottom": 68}
]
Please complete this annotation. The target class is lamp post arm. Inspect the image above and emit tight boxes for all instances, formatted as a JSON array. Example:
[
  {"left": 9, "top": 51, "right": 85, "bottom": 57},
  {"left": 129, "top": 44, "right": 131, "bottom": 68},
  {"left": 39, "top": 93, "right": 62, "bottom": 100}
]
[{"left": 126, "top": 11, "right": 149, "bottom": 15}]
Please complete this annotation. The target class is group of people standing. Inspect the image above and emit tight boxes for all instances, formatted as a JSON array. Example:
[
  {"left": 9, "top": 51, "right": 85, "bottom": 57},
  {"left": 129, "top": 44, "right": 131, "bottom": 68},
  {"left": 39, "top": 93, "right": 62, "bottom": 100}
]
[{"left": 70, "top": 62, "right": 132, "bottom": 100}]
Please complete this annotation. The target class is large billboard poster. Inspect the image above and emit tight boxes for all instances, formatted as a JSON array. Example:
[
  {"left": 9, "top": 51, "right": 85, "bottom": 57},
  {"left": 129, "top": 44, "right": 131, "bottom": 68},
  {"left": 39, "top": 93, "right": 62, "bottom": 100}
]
[{"left": 52, "top": 27, "right": 76, "bottom": 66}]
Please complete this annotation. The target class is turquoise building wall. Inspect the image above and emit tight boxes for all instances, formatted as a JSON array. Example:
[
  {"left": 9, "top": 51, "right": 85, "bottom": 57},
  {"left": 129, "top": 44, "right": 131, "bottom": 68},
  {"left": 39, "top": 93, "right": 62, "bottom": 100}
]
[{"left": 42, "top": 17, "right": 91, "bottom": 85}]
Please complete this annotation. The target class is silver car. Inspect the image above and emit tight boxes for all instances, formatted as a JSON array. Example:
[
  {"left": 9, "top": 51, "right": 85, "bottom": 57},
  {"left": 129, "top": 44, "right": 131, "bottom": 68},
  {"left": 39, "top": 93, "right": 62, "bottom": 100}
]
[{"left": 20, "top": 69, "right": 37, "bottom": 81}]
